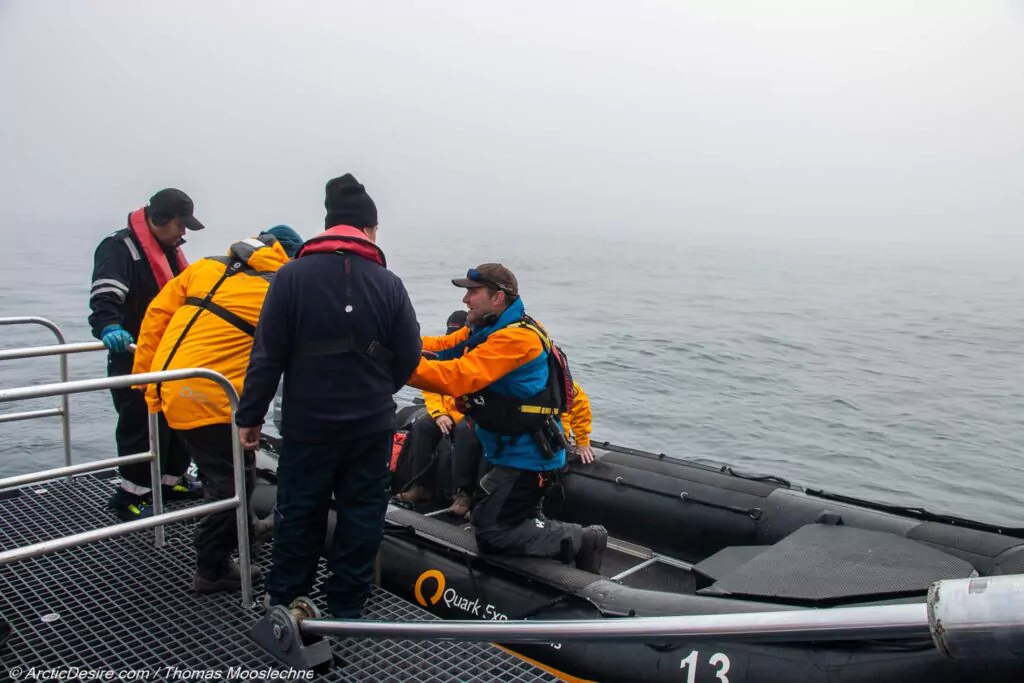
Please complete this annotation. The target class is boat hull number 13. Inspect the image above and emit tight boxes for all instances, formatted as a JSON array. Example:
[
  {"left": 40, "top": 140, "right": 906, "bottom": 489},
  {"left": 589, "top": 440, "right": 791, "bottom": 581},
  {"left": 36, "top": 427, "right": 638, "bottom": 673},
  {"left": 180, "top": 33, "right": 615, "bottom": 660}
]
[{"left": 680, "top": 650, "right": 731, "bottom": 683}]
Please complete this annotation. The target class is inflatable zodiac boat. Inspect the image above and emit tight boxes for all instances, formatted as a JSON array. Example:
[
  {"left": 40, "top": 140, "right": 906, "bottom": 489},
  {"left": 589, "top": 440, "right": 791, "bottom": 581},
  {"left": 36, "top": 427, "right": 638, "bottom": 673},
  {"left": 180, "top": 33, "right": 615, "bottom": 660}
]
[{"left": 252, "top": 406, "right": 1024, "bottom": 682}]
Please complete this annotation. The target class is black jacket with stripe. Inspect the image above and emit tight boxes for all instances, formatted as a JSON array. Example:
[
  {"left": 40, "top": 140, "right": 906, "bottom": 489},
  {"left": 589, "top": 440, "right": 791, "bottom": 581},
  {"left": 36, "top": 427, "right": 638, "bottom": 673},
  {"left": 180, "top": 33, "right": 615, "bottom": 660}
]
[{"left": 88, "top": 226, "right": 185, "bottom": 342}]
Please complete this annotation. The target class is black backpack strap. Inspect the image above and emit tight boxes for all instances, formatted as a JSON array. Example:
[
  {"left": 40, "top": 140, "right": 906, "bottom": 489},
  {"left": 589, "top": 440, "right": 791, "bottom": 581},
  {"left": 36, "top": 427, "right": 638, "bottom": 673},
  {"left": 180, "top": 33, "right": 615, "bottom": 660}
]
[
  {"left": 184, "top": 296, "right": 256, "bottom": 337},
  {"left": 295, "top": 252, "right": 393, "bottom": 363},
  {"left": 296, "top": 336, "right": 394, "bottom": 362}
]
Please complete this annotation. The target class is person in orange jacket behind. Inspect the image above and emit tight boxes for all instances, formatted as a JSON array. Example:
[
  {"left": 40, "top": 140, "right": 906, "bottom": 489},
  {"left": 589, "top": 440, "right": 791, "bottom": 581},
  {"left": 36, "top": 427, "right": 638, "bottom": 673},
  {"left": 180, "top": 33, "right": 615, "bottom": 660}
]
[
  {"left": 395, "top": 310, "right": 486, "bottom": 518},
  {"left": 562, "top": 381, "right": 595, "bottom": 464},
  {"left": 132, "top": 226, "right": 302, "bottom": 594}
]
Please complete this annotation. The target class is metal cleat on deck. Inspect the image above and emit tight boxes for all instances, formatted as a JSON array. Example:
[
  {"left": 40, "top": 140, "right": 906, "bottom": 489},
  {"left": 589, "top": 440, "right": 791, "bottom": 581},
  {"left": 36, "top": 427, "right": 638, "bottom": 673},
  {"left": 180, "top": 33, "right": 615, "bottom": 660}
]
[{"left": 250, "top": 597, "right": 335, "bottom": 671}]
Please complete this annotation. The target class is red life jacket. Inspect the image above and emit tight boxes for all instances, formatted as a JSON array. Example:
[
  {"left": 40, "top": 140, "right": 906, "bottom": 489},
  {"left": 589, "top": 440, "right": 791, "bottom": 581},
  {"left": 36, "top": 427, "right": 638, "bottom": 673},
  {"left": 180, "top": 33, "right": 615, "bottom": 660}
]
[
  {"left": 390, "top": 431, "right": 408, "bottom": 472},
  {"left": 296, "top": 224, "right": 386, "bottom": 267},
  {"left": 128, "top": 208, "right": 189, "bottom": 289}
]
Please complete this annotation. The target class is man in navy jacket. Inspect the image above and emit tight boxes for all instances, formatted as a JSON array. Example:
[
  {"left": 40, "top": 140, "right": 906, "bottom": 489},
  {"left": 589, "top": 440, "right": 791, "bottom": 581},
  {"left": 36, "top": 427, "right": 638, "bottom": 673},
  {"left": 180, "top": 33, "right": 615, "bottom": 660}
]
[{"left": 236, "top": 174, "right": 421, "bottom": 616}]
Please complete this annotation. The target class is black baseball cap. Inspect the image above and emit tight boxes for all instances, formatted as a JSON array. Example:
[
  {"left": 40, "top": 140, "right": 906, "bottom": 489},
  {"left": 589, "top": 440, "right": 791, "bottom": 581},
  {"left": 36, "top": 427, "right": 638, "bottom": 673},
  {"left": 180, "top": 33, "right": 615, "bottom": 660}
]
[
  {"left": 148, "top": 188, "right": 205, "bottom": 231},
  {"left": 452, "top": 263, "right": 519, "bottom": 298}
]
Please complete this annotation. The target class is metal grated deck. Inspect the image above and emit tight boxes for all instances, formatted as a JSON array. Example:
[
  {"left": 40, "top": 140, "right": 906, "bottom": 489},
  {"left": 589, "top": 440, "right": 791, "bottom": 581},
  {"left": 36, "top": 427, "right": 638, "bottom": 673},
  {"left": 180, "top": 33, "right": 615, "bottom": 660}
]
[{"left": 0, "top": 472, "right": 558, "bottom": 682}]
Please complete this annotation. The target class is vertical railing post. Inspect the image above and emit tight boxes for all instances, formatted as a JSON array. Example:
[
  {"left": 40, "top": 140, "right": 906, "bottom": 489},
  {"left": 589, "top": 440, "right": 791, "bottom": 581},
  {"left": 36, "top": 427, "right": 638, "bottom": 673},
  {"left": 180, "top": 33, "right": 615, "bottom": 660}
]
[
  {"left": 1, "top": 363, "right": 252, "bottom": 607},
  {"left": 58, "top": 351, "right": 73, "bottom": 485},
  {"left": 148, "top": 411, "right": 165, "bottom": 548},
  {"left": 233, "top": 419, "right": 253, "bottom": 607},
  {"left": 0, "top": 316, "right": 75, "bottom": 483}
]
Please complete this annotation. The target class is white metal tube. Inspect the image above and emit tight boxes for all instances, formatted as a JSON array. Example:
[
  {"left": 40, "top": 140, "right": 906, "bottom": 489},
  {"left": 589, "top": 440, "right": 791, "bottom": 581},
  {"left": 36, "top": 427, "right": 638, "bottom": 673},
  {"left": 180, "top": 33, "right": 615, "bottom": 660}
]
[
  {"left": 0, "top": 341, "right": 106, "bottom": 361},
  {"left": 0, "top": 452, "right": 152, "bottom": 490},
  {"left": 0, "top": 318, "right": 75, "bottom": 483},
  {"left": 0, "top": 368, "right": 222, "bottom": 403},
  {"left": 0, "top": 316, "right": 67, "bottom": 337},
  {"left": 0, "top": 407, "right": 63, "bottom": 424},
  {"left": 58, "top": 354, "right": 72, "bottom": 483},
  {"left": 233, "top": 418, "right": 253, "bottom": 608},
  {"left": 148, "top": 411, "right": 165, "bottom": 548},
  {"left": 301, "top": 602, "right": 931, "bottom": 643},
  {"left": 928, "top": 575, "right": 1024, "bottom": 659},
  {"left": 0, "top": 498, "right": 239, "bottom": 566},
  {"left": 0, "top": 367, "right": 253, "bottom": 607}
]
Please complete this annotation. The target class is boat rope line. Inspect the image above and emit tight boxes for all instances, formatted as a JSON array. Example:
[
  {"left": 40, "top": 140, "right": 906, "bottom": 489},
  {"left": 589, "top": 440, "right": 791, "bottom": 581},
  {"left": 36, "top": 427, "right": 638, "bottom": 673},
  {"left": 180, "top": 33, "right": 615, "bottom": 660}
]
[
  {"left": 804, "top": 488, "right": 1024, "bottom": 538},
  {"left": 590, "top": 440, "right": 791, "bottom": 487},
  {"left": 462, "top": 548, "right": 485, "bottom": 606},
  {"left": 719, "top": 465, "right": 791, "bottom": 487},
  {"left": 571, "top": 470, "right": 764, "bottom": 520}
]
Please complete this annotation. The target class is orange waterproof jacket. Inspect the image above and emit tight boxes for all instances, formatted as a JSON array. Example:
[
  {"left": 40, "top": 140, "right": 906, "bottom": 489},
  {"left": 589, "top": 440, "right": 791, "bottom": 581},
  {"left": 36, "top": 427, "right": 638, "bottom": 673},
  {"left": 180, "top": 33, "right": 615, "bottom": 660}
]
[
  {"left": 410, "top": 323, "right": 545, "bottom": 397},
  {"left": 423, "top": 391, "right": 465, "bottom": 423},
  {"left": 132, "top": 237, "right": 289, "bottom": 430},
  {"left": 562, "top": 381, "right": 592, "bottom": 447},
  {"left": 409, "top": 299, "right": 564, "bottom": 470}
]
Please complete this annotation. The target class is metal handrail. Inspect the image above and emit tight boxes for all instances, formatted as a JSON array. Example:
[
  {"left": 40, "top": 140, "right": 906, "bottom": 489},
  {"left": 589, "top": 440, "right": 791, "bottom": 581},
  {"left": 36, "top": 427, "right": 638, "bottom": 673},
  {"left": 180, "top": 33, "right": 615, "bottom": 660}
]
[
  {"left": 0, "top": 367, "right": 253, "bottom": 607},
  {"left": 0, "top": 317, "right": 76, "bottom": 478},
  {"left": 304, "top": 601, "right": 931, "bottom": 643},
  {"left": 0, "top": 340, "right": 107, "bottom": 362},
  {"left": 0, "top": 451, "right": 153, "bottom": 489},
  {"left": 280, "top": 574, "right": 1024, "bottom": 660}
]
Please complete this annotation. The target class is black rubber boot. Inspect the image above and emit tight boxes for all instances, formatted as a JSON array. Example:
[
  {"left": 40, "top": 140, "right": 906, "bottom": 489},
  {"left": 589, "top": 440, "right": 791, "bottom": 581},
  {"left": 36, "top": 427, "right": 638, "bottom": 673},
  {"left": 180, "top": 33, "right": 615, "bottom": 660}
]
[
  {"left": 251, "top": 516, "right": 275, "bottom": 553},
  {"left": 193, "top": 562, "right": 264, "bottom": 594},
  {"left": 575, "top": 525, "right": 609, "bottom": 573}
]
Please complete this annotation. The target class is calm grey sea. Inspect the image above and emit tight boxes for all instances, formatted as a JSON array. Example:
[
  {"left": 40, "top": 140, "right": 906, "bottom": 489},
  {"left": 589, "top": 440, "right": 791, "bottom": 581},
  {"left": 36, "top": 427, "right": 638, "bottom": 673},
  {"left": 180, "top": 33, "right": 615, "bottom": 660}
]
[{"left": 2, "top": 230, "right": 1022, "bottom": 525}]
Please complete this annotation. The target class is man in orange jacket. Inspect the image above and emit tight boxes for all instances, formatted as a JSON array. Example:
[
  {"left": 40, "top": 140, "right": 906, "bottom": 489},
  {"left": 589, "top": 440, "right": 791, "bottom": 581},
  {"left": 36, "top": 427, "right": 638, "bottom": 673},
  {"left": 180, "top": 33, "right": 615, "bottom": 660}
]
[
  {"left": 133, "top": 226, "right": 302, "bottom": 593},
  {"left": 447, "top": 378, "right": 595, "bottom": 519},
  {"left": 408, "top": 264, "right": 607, "bottom": 572}
]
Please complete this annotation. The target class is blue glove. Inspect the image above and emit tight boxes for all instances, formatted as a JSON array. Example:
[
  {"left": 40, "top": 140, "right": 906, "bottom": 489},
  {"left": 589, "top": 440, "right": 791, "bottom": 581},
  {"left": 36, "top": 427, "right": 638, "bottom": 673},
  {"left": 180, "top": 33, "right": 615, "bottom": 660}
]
[{"left": 100, "top": 325, "right": 134, "bottom": 354}]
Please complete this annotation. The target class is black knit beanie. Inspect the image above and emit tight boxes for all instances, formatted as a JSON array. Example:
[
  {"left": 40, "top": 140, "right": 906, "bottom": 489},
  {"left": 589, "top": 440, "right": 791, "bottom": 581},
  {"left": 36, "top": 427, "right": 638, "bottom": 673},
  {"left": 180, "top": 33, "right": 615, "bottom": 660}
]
[{"left": 324, "top": 174, "right": 378, "bottom": 229}]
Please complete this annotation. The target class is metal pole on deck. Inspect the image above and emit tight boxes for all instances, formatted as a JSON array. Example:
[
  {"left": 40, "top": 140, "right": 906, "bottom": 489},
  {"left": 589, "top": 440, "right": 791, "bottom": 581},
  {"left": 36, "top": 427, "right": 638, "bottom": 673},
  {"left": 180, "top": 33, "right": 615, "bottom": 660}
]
[
  {"left": 304, "top": 601, "right": 931, "bottom": 643},
  {"left": 0, "top": 317, "right": 80, "bottom": 484},
  {"left": 289, "top": 574, "right": 1024, "bottom": 660},
  {"left": 148, "top": 412, "right": 165, "bottom": 548},
  {"left": 0, "top": 340, "right": 108, "bottom": 361},
  {"left": 0, "top": 366, "right": 254, "bottom": 608},
  {"left": 49, "top": 323, "right": 73, "bottom": 484},
  {"left": 233, "top": 418, "right": 253, "bottom": 609}
]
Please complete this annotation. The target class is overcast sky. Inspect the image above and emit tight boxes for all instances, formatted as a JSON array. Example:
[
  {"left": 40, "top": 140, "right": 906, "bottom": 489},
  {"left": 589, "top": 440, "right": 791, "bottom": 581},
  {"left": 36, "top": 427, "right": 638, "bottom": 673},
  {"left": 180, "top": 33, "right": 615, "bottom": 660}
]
[{"left": 1, "top": 0, "right": 1022, "bottom": 255}]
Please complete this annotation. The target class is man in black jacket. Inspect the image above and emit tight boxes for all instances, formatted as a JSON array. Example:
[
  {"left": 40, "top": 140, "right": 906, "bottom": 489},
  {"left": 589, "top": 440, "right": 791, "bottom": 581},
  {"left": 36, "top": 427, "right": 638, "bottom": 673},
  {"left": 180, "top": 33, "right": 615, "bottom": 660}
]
[
  {"left": 236, "top": 174, "right": 421, "bottom": 617},
  {"left": 88, "top": 188, "right": 205, "bottom": 520}
]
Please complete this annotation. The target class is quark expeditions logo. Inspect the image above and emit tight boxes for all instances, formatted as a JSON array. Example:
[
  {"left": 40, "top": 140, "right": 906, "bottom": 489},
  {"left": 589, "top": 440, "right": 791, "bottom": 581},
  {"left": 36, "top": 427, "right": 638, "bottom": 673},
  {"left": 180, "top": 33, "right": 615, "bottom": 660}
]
[
  {"left": 413, "top": 569, "right": 508, "bottom": 620},
  {"left": 413, "top": 569, "right": 446, "bottom": 607}
]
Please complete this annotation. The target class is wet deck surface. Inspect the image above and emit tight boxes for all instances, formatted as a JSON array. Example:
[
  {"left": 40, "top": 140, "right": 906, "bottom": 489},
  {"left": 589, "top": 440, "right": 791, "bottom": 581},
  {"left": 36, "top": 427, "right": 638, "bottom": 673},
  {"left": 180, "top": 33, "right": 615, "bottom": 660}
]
[{"left": 0, "top": 472, "right": 557, "bottom": 682}]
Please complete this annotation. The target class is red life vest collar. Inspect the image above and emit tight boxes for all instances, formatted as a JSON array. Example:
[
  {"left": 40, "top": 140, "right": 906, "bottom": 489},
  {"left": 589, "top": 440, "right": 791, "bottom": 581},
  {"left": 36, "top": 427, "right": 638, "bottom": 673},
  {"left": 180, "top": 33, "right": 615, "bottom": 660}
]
[
  {"left": 296, "top": 224, "right": 386, "bottom": 267},
  {"left": 128, "top": 208, "right": 189, "bottom": 289}
]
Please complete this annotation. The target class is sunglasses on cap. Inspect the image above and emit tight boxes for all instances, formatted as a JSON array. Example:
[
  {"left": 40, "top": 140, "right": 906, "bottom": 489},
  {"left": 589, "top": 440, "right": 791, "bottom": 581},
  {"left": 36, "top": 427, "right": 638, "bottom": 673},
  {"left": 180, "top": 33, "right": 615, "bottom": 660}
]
[{"left": 467, "top": 268, "right": 514, "bottom": 296}]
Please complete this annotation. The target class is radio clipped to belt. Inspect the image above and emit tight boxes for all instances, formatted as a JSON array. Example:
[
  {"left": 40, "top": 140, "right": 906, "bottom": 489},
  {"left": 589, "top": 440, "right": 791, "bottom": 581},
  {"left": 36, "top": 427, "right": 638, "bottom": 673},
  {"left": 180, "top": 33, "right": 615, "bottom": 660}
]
[{"left": 531, "top": 415, "right": 569, "bottom": 460}]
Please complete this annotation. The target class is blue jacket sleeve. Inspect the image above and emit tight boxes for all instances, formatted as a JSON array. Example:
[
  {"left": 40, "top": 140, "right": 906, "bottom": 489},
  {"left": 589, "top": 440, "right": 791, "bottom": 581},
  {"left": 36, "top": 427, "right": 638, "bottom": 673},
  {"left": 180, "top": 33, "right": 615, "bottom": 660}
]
[
  {"left": 236, "top": 267, "right": 292, "bottom": 427},
  {"left": 389, "top": 278, "right": 422, "bottom": 392}
]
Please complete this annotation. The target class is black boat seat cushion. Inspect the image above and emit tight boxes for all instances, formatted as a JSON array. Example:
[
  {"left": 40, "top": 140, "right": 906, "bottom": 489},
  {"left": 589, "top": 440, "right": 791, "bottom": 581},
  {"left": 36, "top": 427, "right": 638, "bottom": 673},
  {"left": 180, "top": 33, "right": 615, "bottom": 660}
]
[
  {"left": 699, "top": 523, "right": 976, "bottom": 604},
  {"left": 693, "top": 545, "right": 771, "bottom": 581}
]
